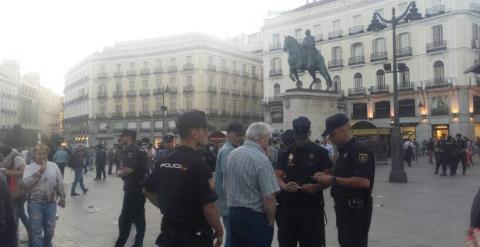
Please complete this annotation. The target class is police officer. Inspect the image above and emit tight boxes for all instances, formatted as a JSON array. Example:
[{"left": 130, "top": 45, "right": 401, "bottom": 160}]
[
  {"left": 143, "top": 110, "right": 224, "bottom": 247},
  {"left": 314, "top": 114, "right": 375, "bottom": 247},
  {"left": 115, "top": 129, "right": 148, "bottom": 247},
  {"left": 442, "top": 135, "right": 457, "bottom": 176},
  {"left": 275, "top": 117, "right": 333, "bottom": 247}
]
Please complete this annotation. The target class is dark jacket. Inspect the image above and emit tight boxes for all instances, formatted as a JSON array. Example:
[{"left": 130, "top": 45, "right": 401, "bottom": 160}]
[
  {"left": 472, "top": 188, "right": 480, "bottom": 227},
  {"left": 69, "top": 150, "right": 85, "bottom": 169},
  {"left": 0, "top": 174, "right": 18, "bottom": 247},
  {"left": 95, "top": 150, "right": 107, "bottom": 165}
]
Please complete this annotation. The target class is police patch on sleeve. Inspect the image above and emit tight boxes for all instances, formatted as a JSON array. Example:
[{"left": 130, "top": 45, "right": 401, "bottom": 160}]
[{"left": 358, "top": 153, "right": 368, "bottom": 164}]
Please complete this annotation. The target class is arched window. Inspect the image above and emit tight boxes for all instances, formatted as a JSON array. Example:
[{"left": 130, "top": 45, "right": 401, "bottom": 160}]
[
  {"left": 273, "top": 83, "right": 280, "bottom": 97},
  {"left": 376, "top": 70, "right": 385, "bottom": 88},
  {"left": 399, "top": 65, "right": 410, "bottom": 88},
  {"left": 333, "top": 76, "right": 341, "bottom": 92},
  {"left": 354, "top": 73, "right": 363, "bottom": 88},
  {"left": 434, "top": 61, "right": 444, "bottom": 83}
]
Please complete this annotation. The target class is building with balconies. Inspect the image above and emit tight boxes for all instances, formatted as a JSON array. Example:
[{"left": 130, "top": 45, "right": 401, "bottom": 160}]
[
  {"left": 64, "top": 33, "right": 263, "bottom": 147},
  {"left": 262, "top": 0, "right": 480, "bottom": 141}
]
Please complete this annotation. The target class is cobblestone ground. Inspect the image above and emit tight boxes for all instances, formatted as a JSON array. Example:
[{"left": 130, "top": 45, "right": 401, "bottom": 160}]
[{"left": 17, "top": 155, "right": 480, "bottom": 247}]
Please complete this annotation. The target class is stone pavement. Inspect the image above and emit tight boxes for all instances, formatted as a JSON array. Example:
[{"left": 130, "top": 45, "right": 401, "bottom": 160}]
[{"left": 17, "top": 156, "right": 480, "bottom": 247}]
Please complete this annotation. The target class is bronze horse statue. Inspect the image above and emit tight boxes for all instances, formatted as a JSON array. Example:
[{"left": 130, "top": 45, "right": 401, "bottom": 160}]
[{"left": 283, "top": 35, "right": 332, "bottom": 90}]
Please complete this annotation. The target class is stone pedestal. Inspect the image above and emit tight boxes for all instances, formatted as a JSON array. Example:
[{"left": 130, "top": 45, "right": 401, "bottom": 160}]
[{"left": 282, "top": 89, "right": 343, "bottom": 139}]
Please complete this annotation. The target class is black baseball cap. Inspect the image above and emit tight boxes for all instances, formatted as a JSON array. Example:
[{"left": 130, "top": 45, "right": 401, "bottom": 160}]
[
  {"left": 293, "top": 116, "right": 311, "bottom": 138},
  {"left": 281, "top": 129, "right": 295, "bottom": 146},
  {"left": 226, "top": 122, "right": 244, "bottom": 134},
  {"left": 163, "top": 135, "right": 175, "bottom": 143},
  {"left": 120, "top": 129, "right": 137, "bottom": 139},
  {"left": 321, "top": 113, "right": 349, "bottom": 137},
  {"left": 176, "top": 110, "right": 208, "bottom": 130}
]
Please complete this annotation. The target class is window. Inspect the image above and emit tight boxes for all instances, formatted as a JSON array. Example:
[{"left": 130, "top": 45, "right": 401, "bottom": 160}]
[
  {"left": 127, "top": 122, "right": 137, "bottom": 130},
  {"left": 273, "top": 83, "right": 280, "bottom": 96},
  {"left": 169, "top": 98, "right": 176, "bottom": 111},
  {"left": 98, "top": 84, "right": 106, "bottom": 93},
  {"left": 398, "top": 33, "right": 410, "bottom": 49},
  {"left": 271, "top": 57, "right": 281, "bottom": 71},
  {"left": 129, "top": 80, "right": 135, "bottom": 90},
  {"left": 432, "top": 25, "right": 443, "bottom": 44},
  {"left": 209, "top": 76, "right": 215, "bottom": 86},
  {"left": 333, "top": 76, "right": 341, "bottom": 92},
  {"left": 128, "top": 99, "right": 135, "bottom": 112},
  {"left": 156, "top": 59, "right": 162, "bottom": 68},
  {"left": 376, "top": 70, "right": 385, "bottom": 88},
  {"left": 351, "top": 42, "right": 363, "bottom": 57},
  {"left": 142, "top": 99, "right": 148, "bottom": 112},
  {"left": 221, "top": 99, "right": 227, "bottom": 111},
  {"left": 141, "top": 121, "right": 150, "bottom": 130},
  {"left": 116, "top": 81, "right": 122, "bottom": 91},
  {"left": 332, "top": 47, "right": 342, "bottom": 60},
  {"left": 352, "top": 15, "right": 361, "bottom": 25},
  {"left": 186, "top": 55, "right": 192, "bottom": 64},
  {"left": 434, "top": 61, "right": 445, "bottom": 82},
  {"left": 221, "top": 78, "right": 227, "bottom": 89},
  {"left": 169, "top": 77, "right": 175, "bottom": 87},
  {"left": 186, "top": 98, "right": 193, "bottom": 110},
  {"left": 473, "top": 23, "right": 480, "bottom": 41},
  {"left": 399, "top": 99, "right": 416, "bottom": 117},
  {"left": 232, "top": 62, "right": 237, "bottom": 71},
  {"left": 232, "top": 100, "right": 237, "bottom": 113},
  {"left": 185, "top": 76, "right": 193, "bottom": 86},
  {"left": 100, "top": 64, "right": 106, "bottom": 72},
  {"left": 374, "top": 101, "right": 390, "bottom": 118},
  {"left": 399, "top": 66, "right": 410, "bottom": 86},
  {"left": 271, "top": 111, "right": 283, "bottom": 123},
  {"left": 251, "top": 84, "right": 257, "bottom": 96},
  {"left": 221, "top": 59, "right": 226, "bottom": 68},
  {"left": 352, "top": 103, "right": 367, "bottom": 119},
  {"left": 272, "top": 34, "right": 280, "bottom": 44},
  {"left": 142, "top": 79, "right": 148, "bottom": 89},
  {"left": 209, "top": 97, "right": 215, "bottom": 109},
  {"left": 294, "top": 29, "right": 302, "bottom": 39},
  {"left": 99, "top": 101, "right": 106, "bottom": 114},
  {"left": 354, "top": 73, "right": 363, "bottom": 88},
  {"left": 473, "top": 96, "right": 480, "bottom": 114},
  {"left": 156, "top": 96, "right": 163, "bottom": 111},
  {"left": 116, "top": 64, "right": 122, "bottom": 71},
  {"left": 333, "top": 20, "right": 340, "bottom": 30},
  {"left": 242, "top": 64, "right": 247, "bottom": 72},
  {"left": 169, "top": 57, "right": 176, "bottom": 66},
  {"left": 373, "top": 38, "right": 386, "bottom": 53},
  {"left": 154, "top": 121, "right": 163, "bottom": 129},
  {"left": 115, "top": 101, "right": 122, "bottom": 113}
]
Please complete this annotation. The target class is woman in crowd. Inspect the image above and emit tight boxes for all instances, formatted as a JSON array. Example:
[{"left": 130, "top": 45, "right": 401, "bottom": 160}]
[{"left": 23, "top": 144, "right": 65, "bottom": 247}]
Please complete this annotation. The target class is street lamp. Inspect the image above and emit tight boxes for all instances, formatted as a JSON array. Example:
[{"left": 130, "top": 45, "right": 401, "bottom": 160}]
[{"left": 367, "top": 1, "right": 422, "bottom": 183}]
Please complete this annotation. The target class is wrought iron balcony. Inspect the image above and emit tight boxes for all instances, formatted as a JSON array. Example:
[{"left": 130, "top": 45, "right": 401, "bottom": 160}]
[
  {"left": 208, "top": 86, "right": 217, "bottom": 93},
  {"left": 269, "top": 69, "right": 282, "bottom": 77},
  {"left": 349, "top": 25, "right": 364, "bottom": 36},
  {"left": 95, "top": 113, "right": 108, "bottom": 119},
  {"left": 369, "top": 85, "right": 390, "bottom": 94},
  {"left": 269, "top": 43, "right": 282, "bottom": 51},
  {"left": 370, "top": 52, "right": 387, "bottom": 62},
  {"left": 167, "top": 66, "right": 178, "bottom": 73},
  {"left": 153, "top": 110, "right": 166, "bottom": 117},
  {"left": 426, "top": 5, "right": 445, "bottom": 17},
  {"left": 396, "top": 47, "right": 412, "bottom": 58},
  {"left": 232, "top": 70, "right": 240, "bottom": 76},
  {"left": 207, "top": 64, "right": 216, "bottom": 71},
  {"left": 398, "top": 82, "right": 415, "bottom": 91},
  {"left": 126, "top": 70, "right": 137, "bottom": 77},
  {"left": 153, "top": 67, "right": 164, "bottom": 74},
  {"left": 183, "top": 63, "right": 194, "bottom": 71},
  {"left": 139, "top": 89, "right": 150, "bottom": 97},
  {"left": 348, "top": 56, "right": 365, "bottom": 66},
  {"left": 328, "top": 59, "right": 343, "bottom": 69},
  {"left": 423, "top": 77, "right": 455, "bottom": 89},
  {"left": 167, "top": 86, "right": 177, "bottom": 93},
  {"left": 113, "top": 91, "right": 123, "bottom": 98},
  {"left": 97, "top": 72, "right": 108, "bottom": 79},
  {"left": 97, "top": 92, "right": 108, "bottom": 99},
  {"left": 183, "top": 85, "right": 194, "bottom": 93},
  {"left": 139, "top": 111, "right": 151, "bottom": 118},
  {"left": 472, "top": 39, "right": 480, "bottom": 49},
  {"left": 328, "top": 30, "right": 343, "bottom": 40},
  {"left": 113, "top": 71, "right": 123, "bottom": 78},
  {"left": 427, "top": 40, "right": 447, "bottom": 53},
  {"left": 348, "top": 87, "right": 367, "bottom": 96},
  {"left": 231, "top": 89, "right": 241, "bottom": 96},
  {"left": 220, "top": 67, "right": 229, "bottom": 74},
  {"left": 126, "top": 112, "right": 137, "bottom": 118},
  {"left": 220, "top": 88, "right": 229, "bottom": 95},
  {"left": 126, "top": 90, "right": 137, "bottom": 97},
  {"left": 140, "top": 68, "right": 150, "bottom": 76},
  {"left": 314, "top": 34, "right": 323, "bottom": 41},
  {"left": 111, "top": 112, "right": 124, "bottom": 118}
]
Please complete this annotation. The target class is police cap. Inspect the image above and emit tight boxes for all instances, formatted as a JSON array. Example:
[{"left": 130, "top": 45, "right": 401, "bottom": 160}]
[
  {"left": 281, "top": 129, "right": 295, "bottom": 146},
  {"left": 163, "top": 135, "right": 175, "bottom": 143},
  {"left": 292, "top": 116, "right": 311, "bottom": 138},
  {"left": 176, "top": 110, "right": 208, "bottom": 130},
  {"left": 226, "top": 122, "right": 244, "bottom": 134},
  {"left": 321, "top": 113, "right": 349, "bottom": 137},
  {"left": 120, "top": 129, "right": 137, "bottom": 140}
]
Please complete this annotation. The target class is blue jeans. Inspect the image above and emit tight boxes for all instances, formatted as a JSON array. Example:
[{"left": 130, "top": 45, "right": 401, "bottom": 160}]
[
  {"left": 222, "top": 216, "right": 231, "bottom": 247},
  {"left": 229, "top": 207, "right": 274, "bottom": 247},
  {"left": 71, "top": 167, "right": 86, "bottom": 194},
  {"left": 28, "top": 202, "right": 57, "bottom": 247}
]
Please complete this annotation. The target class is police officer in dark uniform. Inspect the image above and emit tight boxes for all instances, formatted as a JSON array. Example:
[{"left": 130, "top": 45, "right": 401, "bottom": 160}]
[
  {"left": 115, "top": 129, "right": 148, "bottom": 247},
  {"left": 275, "top": 117, "right": 333, "bottom": 247},
  {"left": 442, "top": 135, "right": 457, "bottom": 176},
  {"left": 143, "top": 110, "right": 224, "bottom": 247},
  {"left": 314, "top": 114, "right": 375, "bottom": 247}
]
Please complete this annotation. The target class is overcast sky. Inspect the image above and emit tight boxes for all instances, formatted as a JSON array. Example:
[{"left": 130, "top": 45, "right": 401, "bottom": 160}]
[{"left": 0, "top": 0, "right": 306, "bottom": 94}]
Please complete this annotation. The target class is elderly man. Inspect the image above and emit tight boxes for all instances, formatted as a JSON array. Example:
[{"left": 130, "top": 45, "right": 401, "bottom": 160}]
[{"left": 224, "top": 122, "right": 280, "bottom": 247}]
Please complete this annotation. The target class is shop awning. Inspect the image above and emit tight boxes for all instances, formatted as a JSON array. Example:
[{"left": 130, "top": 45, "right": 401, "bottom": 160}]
[{"left": 209, "top": 131, "right": 226, "bottom": 142}]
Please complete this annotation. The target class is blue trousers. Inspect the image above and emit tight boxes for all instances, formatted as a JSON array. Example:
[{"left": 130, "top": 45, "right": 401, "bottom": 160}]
[
  {"left": 229, "top": 207, "right": 273, "bottom": 247},
  {"left": 71, "top": 167, "right": 86, "bottom": 194},
  {"left": 222, "top": 216, "right": 231, "bottom": 247},
  {"left": 28, "top": 202, "right": 57, "bottom": 247}
]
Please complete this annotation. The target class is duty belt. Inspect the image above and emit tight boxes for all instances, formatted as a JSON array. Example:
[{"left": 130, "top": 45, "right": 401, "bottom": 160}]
[{"left": 335, "top": 196, "right": 372, "bottom": 209}]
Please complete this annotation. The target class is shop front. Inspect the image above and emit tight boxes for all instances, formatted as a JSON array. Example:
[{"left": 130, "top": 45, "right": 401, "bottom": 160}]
[
  {"left": 432, "top": 124, "right": 449, "bottom": 138},
  {"left": 351, "top": 121, "right": 391, "bottom": 164}
]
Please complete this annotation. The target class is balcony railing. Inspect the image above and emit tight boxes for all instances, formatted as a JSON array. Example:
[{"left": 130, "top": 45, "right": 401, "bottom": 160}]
[
  {"left": 127, "top": 70, "right": 137, "bottom": 77},
  {"left": 140, "top": 68, "right": 150, "bottom": 76},
  {"left": 269, "top": 43, "right": 282, "bottom": 51},
  {"left": 113, "top": 91, "right": 123, "bottom": 98},
  {"left": 472, "top": 2, "right": 480, "bottom": 13},
  {"left": 348, "top": 87, "right": 367, "bottom": 96},
  {"left": 153, "top": 110, "right": 165, "bottom": 117},
  {"left": 349, "top": 25, "right": 364, "bottom": 35},
  {"left": 139, "top": 111, "right": 151, "bottom": 118},
  {"left": 168, "top": 66, "right": 178, "bottom": 73},
  {"left": 398, "top": 82, "right": 415, "bottom": 91},
  {"left": 328, "top": 59, "right": 344, "bottom": 69},
  {"left": 153, "top": 67, "right": 164, "bottom": 74},
  {"left": 111, "top": 112, "right": 124, "bottom": 118},
  {"left": 114, "top": 71, "right": 123, "bottom": 78},
  {"left": 426, "top": 5, "right": 445, "bottom": 17},
  {"left": 183, "top": 63, "right": 194, "bottom": 71},
  {"left": 370, "top": 52, "right": 387, "bottom": 62},
  {"left": 183, "top": 85, "right": 194, "bottom": 93},
  {"left": 220, "top": 88, "right": 229, "bottom": 95},
  {"left": 139, "top": 89, "right": 150, "bottom": 97},
  {"left": 472, "top": 39, "right": 480, "bottom": 49},
  {"left": 126, "top": 90, "right": 137, "bottom": 97},
  {"left": 97, "top": 72, "right": 108, "bottom": 79},
  {"left": 167, "top": 86, "right": 177, "bottom": 93},
  {"left": 97, "top": 92, "right": 108, "bottom": 99},
  {"left": 261, "top": 96, "right": 282, "bottom": 105},
  {"left": 153, "top": 87, "right": 165, "bottom": 95},
  {"left": 369, "top": 85, "right": 390, "bottom": 94},
  {"left": 314, "top": 34, "right": 323, "bottom": 41},
  {"left": 231, "top": 89, "right": 241, "bottom": 95},
  {"left": 208, "top": 86, "right": 217, "bottom": 93},
  {"left": 232, "top": 70, "right": 240, "bottom": 76},
  {"left": 269, "top": 69, "right": 282, "bottom": 77},
  {"left": 348, "top": 56, "right": 365, "bottom": 66},
  {"left": 207, "top": 64, "right": 216, "bottom": 71},
  {"left": 251, "top": 73, "right": 259, "bottom": 80},
  {"left": 422, "top": 77, "right": 455, "bottom": 89},
  {"left": 126, "top": 112, "right": 137, "bottom": 118},
  {"left": 396, "top": 47, "right": 412, "bottom": 58},
  {"left": 95, "top": 113, "right": 108, "bottom": 119},
  {"left": 328, "top": 30, "right": 343, "bottom": 40},
  {"left": 427, "top": 40, "right": 447, "bottom": 53},
  {"left": 220, "top": 67, "right": 229, "bottom": 74},
  {"left": 242, "top": 71, "right": 250, "bottom": 78}
]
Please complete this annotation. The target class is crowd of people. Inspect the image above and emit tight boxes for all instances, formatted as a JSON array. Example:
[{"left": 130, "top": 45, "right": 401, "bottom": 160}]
[{"left": 0, "top": 109, "right": 479, "bottom": 247}]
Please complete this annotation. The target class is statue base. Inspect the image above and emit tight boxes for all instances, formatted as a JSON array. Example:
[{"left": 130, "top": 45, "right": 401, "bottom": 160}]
[{"left": 282, "top": 89, "right": 343, "bottom": 139}]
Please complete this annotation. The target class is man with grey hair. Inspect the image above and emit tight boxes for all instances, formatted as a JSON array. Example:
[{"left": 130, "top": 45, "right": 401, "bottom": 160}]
[{"left": 224, "top": 122, "right": 280, "bottom": 247}]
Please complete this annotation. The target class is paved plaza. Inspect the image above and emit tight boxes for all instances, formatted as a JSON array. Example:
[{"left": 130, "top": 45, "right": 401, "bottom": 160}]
[{"left": 18, "top": 156, "right": 480, "bottom": 247}]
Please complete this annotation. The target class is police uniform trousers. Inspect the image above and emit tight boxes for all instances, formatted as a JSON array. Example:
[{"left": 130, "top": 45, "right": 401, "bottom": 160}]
[
  {"left": 277, "top": 199, "right": 325, "bottom": 247},
  {"left": 334, "top": 197, "right": 372, "bottom": 247},
  {"left": 115, "top": 190, "right": 146, "bottom": 247},
  {"left": 156, "top": 223, "right": 213, "bottom": 247}
]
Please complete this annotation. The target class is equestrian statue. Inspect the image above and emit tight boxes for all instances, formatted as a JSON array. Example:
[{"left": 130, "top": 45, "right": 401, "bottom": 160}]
[{"left": 283, "top": 29, "right": 333, "bottom": 90}]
